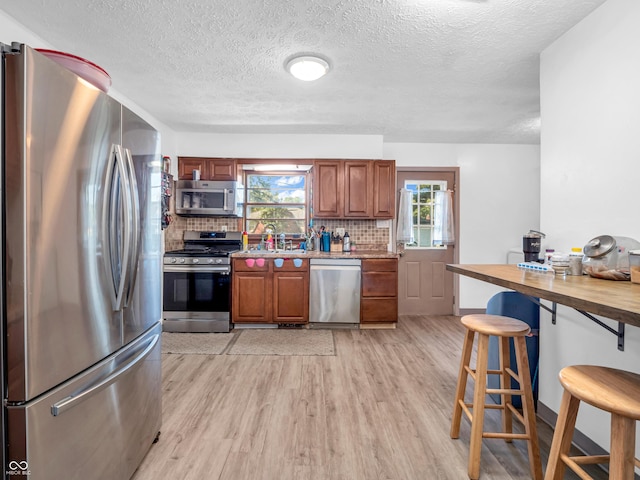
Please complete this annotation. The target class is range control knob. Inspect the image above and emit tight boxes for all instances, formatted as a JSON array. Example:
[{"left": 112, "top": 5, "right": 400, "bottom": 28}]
[
  {"left": 179, "top": 258, "right": 186, "bottom": 264},
  {"left": 207, "top": 258, "right": 215, "bottom": 264},
  {"left": 215, "top": 258, "right": 223, "bottom": 264},
  {"left": 171, "top": 258, "right": 177, "bottom": 264},
  {"left": 192, "top": 258, "right": 199, "bottom": 264}
]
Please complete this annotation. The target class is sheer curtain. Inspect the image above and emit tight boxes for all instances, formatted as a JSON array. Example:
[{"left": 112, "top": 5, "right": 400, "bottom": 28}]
[
  {"left": 396, "top": 188, "right": 413, "bottom": 243},
  {"left": 433, "top": 190, "right": 455, "bottom": 245}
]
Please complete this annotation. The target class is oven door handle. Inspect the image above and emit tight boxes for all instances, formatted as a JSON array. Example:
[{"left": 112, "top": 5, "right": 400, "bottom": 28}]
[{"left": 163, "top": 266, "right": 231, "bottom": 274}]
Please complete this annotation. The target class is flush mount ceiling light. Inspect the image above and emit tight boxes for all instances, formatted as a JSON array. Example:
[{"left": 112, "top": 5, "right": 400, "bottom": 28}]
[{"left": 286, "top": 55, "right": 330, "bottom": 81}]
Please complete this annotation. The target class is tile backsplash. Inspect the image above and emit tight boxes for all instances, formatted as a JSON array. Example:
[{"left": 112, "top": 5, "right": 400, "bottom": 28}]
[
  {"left": 165, "top": 216, "right": 390, "bottom": 252},
  {"left": 164, "top": 184, "right": 391, "bottom": 251},
  {"left": 164, "top": 215, "right": 241, "bottom": 251}
]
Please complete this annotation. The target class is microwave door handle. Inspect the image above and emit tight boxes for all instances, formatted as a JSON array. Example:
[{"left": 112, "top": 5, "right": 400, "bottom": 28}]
[
  {"left": 123, "top": 148, "right": 140, "bottom": 307},
  {"left": 223, "top": 188, "right": 229, "bottom": 211}
]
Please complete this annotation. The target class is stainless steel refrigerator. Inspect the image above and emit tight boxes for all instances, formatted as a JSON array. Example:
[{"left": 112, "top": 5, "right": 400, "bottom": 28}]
[{"left": 1, "top": 44, "right": 162, "bottom": 479}]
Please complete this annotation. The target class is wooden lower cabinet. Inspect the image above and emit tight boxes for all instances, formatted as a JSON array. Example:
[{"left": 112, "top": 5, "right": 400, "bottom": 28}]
[
  {"left": 361, "top": 259, "right": 398, "bottom": 323},
  {"left": 233, "top": 272, "right": 271, "bottom": 322},
  {"left": 232, "top": 258, "right": 309, "bottom": 324},
  {"left": 273, "top": 271, "right": 309, "bottom": 323}
]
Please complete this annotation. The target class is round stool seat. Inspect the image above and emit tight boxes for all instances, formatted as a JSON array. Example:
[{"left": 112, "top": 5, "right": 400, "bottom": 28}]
[
  {"left": 559, "top": 365, "right": 640, "bottom": 420},
  {"left": 461, "top": 314, "right": 531, "bottom": 337}
]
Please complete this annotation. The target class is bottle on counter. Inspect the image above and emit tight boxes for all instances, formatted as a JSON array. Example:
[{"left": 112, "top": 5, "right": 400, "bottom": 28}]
[
  {"left": 544, "top": 249, "right": 555, "bottom": 265},
  {"left": 569, "top": 247, "right": 583, "bottom": 275},
  {"left": 343, "top": 232, "right": 350, "bottom": 252},
  {"left": 242, "top": 231, "right": 249, "bottom": 251}
]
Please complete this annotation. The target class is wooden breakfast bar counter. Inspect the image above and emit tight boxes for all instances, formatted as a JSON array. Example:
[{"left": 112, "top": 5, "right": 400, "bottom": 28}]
[{"left": 446, "top": 264, "right": 640, "bottom": 350}]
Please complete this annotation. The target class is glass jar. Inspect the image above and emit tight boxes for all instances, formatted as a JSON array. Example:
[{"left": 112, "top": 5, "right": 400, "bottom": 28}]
[
  {"left": 630, "top": 250, "right": 640, "bottom": 284},
  {"left": 568, "top": 247, "right": 583, "bottom": 276},
  {"left": 550, "top": 252, "right": 570, "bottom": 276}
]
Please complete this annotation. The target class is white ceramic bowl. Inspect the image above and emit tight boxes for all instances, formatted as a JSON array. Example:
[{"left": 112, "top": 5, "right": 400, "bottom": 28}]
[{"left": 36, "top": 49, "right": 112, "bottom": 93}]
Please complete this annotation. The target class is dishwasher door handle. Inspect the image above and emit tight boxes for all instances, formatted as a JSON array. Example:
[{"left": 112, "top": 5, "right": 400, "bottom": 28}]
[{"left": 310, "top": 265, "right": 361, "bottom": 271}]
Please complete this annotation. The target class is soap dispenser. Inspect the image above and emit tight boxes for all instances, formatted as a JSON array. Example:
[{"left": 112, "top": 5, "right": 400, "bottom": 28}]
[{"left": 343, "top": 232, "right": 350, "bottom": 252}]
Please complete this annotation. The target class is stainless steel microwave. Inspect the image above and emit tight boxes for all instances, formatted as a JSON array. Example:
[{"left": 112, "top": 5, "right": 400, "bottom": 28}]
[{"left": 175, "top": 180, "right": 243, "bottom": 216}]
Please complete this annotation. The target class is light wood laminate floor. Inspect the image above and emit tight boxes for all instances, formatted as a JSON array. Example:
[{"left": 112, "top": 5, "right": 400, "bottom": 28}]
[{"left": 132, "top": 316, "right": 609, "bottom": 480}]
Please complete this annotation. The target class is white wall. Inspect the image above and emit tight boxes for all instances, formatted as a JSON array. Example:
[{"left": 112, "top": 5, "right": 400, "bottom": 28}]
[
  {"left": 175, "top": 135, "right": 541, "bottom": 303},
  {"left": 540, "top": 0, "right": 640, "bottom": 456},
  {"left": 175, "top": 132, "right": 383, "bottom": 176},
  {"left": 0, "top": 10, "right": 178, "bottom": 158},
  {"left": 385, "top": 143, "right": 540, "bottom": 308},
  {"left": 2, "top": 7, "right": 542, "bottom": 309}
]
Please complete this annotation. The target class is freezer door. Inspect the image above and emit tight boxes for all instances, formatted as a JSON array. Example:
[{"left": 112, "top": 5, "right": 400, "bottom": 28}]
[
  {"left": 121, "top": 106, "right": 162, "bottom": 344},
  {"left": 3, "top": 46, "right": 124, "bottom": 402},
  {"left": 5, "top": 324, "right": 162, "bottom": 480}
]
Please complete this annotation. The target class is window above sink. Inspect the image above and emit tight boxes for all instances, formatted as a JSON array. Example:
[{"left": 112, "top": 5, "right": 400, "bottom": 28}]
[{"left": 243, "top": 170, "right": 309, "bottom": 237}]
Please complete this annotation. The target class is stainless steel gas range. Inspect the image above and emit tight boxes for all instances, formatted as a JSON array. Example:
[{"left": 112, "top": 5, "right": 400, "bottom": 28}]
[{"left": 162, "top": 231, "right": 241, "bottom": 333}]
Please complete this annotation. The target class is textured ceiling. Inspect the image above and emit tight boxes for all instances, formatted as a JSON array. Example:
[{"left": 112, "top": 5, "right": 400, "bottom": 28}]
[{"left": 2, "top": 0, "right": 606, "bottom": 144}]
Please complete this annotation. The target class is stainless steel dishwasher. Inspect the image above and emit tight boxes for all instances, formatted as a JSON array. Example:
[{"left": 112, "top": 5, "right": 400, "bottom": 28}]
[{"left": 309, "top": 258, "right": 361, "bottom": 324}]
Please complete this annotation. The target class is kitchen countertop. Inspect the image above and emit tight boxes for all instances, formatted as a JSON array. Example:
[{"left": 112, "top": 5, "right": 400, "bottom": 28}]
[
  {"left": 232, "top": 250, "right": 399, "bottom": 259},
  {"left": 447, "top": 263, "right": 640, "bottom": 329}
]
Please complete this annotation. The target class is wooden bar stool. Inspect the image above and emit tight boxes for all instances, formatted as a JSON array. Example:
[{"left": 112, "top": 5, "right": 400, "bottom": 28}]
[
  {"left": 450, "top": 314, "right": 542, "bottom": 480},
  {"left": 545, "top": 365, "right": 640, "bottom": 480}
]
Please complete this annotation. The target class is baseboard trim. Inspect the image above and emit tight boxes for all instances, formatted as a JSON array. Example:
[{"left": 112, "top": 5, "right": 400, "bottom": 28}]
[
  {"left": 537, "top": 401, "right": 616, "bottom": 476},
  {"left": 458, "top": 308, "right": 485, "bottom": 316}
]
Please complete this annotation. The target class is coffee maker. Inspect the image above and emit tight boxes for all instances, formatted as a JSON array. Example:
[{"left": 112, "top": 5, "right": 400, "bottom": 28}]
[{"left": 523, "top": 230, "right": 545, "bottom": 263}]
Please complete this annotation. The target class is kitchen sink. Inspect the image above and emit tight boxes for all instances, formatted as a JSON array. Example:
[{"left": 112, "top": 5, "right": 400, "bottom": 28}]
[{"left": 246, "top": 249, "right": 306, "bottom": 254}]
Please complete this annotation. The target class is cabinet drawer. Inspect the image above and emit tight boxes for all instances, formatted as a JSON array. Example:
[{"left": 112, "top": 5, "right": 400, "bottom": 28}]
[
  {"left": 232, "top": 258, "right": 271, "bottom": 272},
  {"left": 362, "top": 271, "right": 398, "bottom": 297},
  {"left": 272, "top": 258, "right": 309, "bottom": 272},
  {"left": 361, "top": 298, "right": 398, "bottom": 322},
  {"left": 362, "top": 259, "right": 397, "bottom": 272}
]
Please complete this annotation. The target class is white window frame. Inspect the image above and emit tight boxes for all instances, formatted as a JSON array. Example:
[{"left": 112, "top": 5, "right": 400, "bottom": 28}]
[{"left": 402, "top": 179, "right": 448, "bottom": 250}]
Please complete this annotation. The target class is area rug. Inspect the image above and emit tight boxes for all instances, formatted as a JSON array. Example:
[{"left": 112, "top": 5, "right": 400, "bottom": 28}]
[
  {"left": 161, "top": 332, "right": 236, "bottom": 355},
  {"left": 227, "top": 329, "right": 335, "bottom": 356}
]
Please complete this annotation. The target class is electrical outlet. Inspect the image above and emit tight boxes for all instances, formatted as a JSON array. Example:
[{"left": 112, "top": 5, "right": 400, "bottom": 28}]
[
  {"left": 336, "top": 227, "right": 345, "bottom": 237},
  {"left": 221, "top": 225, "right": 228, "bottom": 232}
]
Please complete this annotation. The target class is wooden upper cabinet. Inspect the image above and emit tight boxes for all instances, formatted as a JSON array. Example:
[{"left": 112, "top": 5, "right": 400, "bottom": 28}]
[
  {"left": 177, "top": 157, "right": 208, "bottom": 180},
  {"left": 312, "top": 161, "right": 343, "bottom": 217},
  {"left": 177, "top": 157, "right": 236, "bottom": 181},
  {"left": 313, "top": 159, "right": 395, "bottom": 219},
  {"left": 344, "top": 161, "right": 372, "bottom": 217},
  {"left": 373, "top": 160, "right": 395, "bottom": 218},
  {"left": 208, "top": 159, "right": 236, "bottom": 180}
]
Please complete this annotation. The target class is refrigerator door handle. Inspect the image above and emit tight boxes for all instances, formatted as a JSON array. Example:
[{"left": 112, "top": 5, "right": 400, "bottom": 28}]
[
  {"left": 101, "top": 144, "right": 132, "bottom": 311},
  {"left": 103, "top": 144, "right": 132, "bottom": 311},
  {"left": 102, "top": 144, "right": 123, "bottom": 310},
  {"left": 50, "top": 333, "right": 159, "bottom": 417},
  {"left": 123, "top": 147, "right": 141, "bottom": 307}
]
